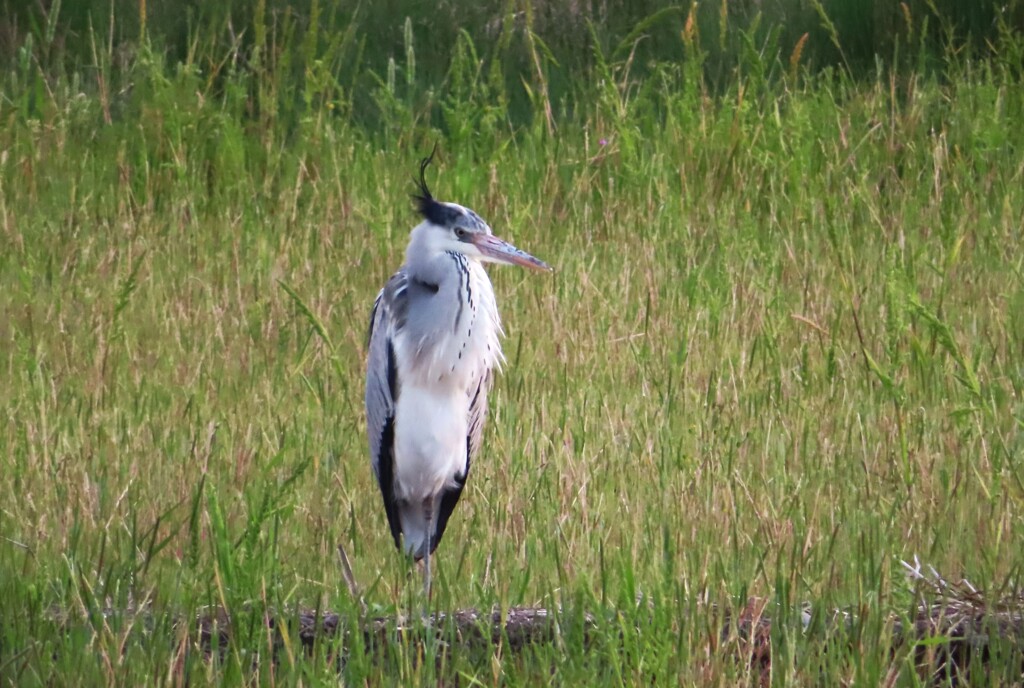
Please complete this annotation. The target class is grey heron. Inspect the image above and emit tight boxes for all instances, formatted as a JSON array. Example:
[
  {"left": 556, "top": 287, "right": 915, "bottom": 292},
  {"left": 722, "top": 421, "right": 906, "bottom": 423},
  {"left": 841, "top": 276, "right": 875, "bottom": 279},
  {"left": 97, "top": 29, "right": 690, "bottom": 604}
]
[{"left": 365, "top": 150, "right": 550, "bottom": 599}]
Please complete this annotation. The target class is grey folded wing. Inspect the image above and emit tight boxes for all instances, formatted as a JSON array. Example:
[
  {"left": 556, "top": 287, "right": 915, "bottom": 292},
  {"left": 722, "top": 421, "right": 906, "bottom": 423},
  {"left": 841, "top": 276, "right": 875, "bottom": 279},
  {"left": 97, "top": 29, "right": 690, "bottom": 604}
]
[{"left": 365, "top": 272, "right": 409, "bottom": 549}]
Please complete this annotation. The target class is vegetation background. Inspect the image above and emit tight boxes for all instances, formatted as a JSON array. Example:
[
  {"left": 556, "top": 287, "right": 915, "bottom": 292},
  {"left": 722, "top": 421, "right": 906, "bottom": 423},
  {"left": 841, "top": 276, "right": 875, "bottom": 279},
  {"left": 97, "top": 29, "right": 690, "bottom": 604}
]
[{"left": 1, "top": 0, "right": 1022, "bottom": 684}]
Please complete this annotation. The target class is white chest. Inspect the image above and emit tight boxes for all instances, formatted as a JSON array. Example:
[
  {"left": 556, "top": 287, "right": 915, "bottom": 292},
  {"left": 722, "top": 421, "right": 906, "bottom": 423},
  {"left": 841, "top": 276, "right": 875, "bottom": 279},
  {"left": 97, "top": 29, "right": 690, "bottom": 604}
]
[{"left": 396, "top": 262, "right": 503, "bottom": 392}]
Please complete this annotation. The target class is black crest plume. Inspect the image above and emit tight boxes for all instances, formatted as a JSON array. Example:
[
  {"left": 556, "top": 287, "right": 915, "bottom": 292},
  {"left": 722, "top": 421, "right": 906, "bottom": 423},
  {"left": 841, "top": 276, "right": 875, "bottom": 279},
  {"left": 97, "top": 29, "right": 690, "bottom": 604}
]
[{"left": 412, "top": 144, "right": 452, "bottom": 226}]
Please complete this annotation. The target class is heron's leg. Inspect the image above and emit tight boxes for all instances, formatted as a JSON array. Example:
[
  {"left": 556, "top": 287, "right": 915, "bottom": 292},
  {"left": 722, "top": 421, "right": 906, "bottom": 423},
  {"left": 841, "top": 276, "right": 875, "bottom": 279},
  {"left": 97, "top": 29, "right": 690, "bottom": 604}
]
[{"left": 422, "top": 494, "right": 434, "bottom": 602}]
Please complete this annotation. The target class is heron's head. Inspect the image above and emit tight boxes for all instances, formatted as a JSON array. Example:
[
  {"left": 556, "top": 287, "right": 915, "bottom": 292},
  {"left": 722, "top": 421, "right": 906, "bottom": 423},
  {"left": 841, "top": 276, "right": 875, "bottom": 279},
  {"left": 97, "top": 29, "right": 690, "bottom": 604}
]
[{"left": 408, "top": 149, "right": 551, "bottom": 272}]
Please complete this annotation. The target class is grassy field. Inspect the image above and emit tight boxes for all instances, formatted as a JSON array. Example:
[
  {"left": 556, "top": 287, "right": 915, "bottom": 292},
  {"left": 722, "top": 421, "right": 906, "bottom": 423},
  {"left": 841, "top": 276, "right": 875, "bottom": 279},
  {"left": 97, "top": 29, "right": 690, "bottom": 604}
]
[{"left": 2, "top": 1, "right": 1023, "bottom": 685}]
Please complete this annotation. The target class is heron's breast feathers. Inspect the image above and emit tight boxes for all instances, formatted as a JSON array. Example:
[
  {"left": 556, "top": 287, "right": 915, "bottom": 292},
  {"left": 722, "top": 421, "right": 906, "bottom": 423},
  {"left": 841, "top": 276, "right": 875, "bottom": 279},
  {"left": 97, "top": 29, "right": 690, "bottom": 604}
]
[{"left": 394, "top": 263, "right": 503, "bottom": 390}]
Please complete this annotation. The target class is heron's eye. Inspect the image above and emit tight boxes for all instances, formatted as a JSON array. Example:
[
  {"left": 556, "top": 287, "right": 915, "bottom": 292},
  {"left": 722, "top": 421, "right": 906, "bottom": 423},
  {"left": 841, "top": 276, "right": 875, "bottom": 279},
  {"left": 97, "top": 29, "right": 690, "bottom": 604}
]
[{"left": 454, "top": 227, "right": 467, "bottom": 240}]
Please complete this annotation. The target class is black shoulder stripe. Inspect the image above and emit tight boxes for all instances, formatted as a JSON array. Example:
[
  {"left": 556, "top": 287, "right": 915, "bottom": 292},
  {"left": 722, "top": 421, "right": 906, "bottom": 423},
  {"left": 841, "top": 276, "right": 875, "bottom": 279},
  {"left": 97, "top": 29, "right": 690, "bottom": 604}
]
[
  {"left": 377, "top": 337, "right": 402, "bottom": 551},
  {"left": 412, "top": 277, "right": 440, "bottom": 294},
  {"left": 367, "top": 297, "right": 380, "bottom": 347},
  {"left": 386, "top": 338, "right": 399, "bottom": 400},
  {"left": 377, "top": 417, "right": 402, "bottom": 550}
]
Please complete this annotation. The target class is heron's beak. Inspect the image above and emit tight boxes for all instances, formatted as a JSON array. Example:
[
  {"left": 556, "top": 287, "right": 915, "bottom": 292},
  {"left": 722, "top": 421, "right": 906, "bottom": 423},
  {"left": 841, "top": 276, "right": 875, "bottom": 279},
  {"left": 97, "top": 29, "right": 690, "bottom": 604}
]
[{"left": 471, "top": 234, "right": 552, "bottom": 272}]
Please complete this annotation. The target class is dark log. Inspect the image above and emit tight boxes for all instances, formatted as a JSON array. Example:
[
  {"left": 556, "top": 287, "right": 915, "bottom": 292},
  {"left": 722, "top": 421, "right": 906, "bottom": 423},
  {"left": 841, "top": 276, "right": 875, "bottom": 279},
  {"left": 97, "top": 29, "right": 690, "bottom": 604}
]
[{"left": 45, "top": 591, "right": 1024, "bottom": 685}]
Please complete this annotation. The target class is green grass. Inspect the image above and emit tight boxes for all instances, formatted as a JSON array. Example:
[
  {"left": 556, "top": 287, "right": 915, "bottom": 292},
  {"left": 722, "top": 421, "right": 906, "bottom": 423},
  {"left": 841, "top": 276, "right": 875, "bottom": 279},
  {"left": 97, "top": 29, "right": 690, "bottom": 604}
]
[{"left": 2, "top": 2, "right": 1023, "bottom": 686}]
